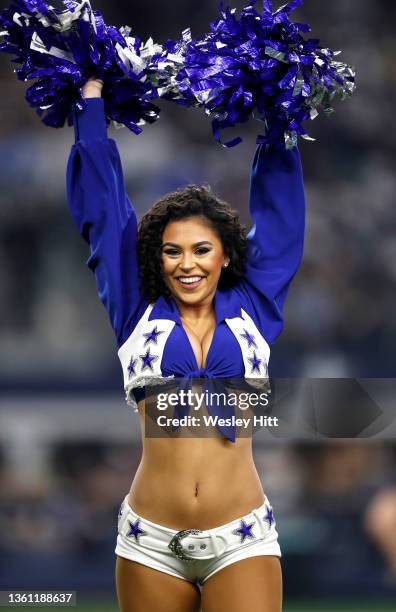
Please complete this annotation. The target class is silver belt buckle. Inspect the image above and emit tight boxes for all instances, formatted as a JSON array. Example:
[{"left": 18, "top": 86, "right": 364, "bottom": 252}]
[{"left": 168, "top": 528, "right": 203, "bottom": 562}]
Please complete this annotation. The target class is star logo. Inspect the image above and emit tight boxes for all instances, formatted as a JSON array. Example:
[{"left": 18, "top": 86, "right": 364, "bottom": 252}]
[
  {"left": 232, "top": 519, "right": 256, "bottom": 543},
  {"left": 127, "top": 357, "right": 137, "bottom": 378},
  {"left": 240, "top": 329, "right": 257, "bottom": 349},
  {"left": 263, "top": 505, "right": 275, "bottom": 527},
  {"left": 143, "top": 326, "right": 164, "bottom": 346},
  {"left": 248, "top": 351, "right": 262, "bottom": 374},
  {"left": 126, "top": 518, "right": 148, "bottom": 543},
  {"left": 139, "top": 348, "right": 158, "bottom": 372},
  {"left": 118, "top": 504, "right": 123, "bottom": 520}
]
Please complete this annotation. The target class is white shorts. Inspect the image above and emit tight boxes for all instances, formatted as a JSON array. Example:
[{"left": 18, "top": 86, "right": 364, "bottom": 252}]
[{"left": 115, "top": 494, "right": 281, "bottom": 587}]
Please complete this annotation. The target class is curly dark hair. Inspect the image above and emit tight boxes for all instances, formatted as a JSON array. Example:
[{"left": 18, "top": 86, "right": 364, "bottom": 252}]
[{"left": 137, "top": 185, "right": 247, "bottom": 303}]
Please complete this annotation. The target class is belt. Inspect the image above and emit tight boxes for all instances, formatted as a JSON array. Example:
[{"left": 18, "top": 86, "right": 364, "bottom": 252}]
[{"left": 118, "top": 496, "right": 276, "bottom": 561}]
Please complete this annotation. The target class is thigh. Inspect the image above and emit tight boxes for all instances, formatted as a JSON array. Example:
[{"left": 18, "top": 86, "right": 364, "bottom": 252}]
[
  {"left": 115, "top": 555, "right": 201, "bottom": 612},
  {"left": 201, "top": 556, "right": 282, "bottom": 612}
]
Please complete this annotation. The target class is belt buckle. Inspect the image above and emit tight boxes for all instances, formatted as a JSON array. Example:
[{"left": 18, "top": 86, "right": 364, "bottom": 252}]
[{"left": 168, "top": 528, "right": 203, "bottom": 562}]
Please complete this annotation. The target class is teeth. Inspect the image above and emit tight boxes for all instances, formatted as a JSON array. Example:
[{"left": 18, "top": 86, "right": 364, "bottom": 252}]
[{"left": 178, "top": 276, "right": 202, "bottom": 284}]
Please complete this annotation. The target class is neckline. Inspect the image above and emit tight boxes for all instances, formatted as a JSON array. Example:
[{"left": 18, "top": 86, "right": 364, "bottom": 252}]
[
  {"left": 169, "top": 297, "right": 217, "bottom": 371},
  {"left": 147, "top": 290, "right": 239, "bottom": 372},
  {"left": 179, "top": 319, "right": 217, "bottom": 371},
  {"left": 146, "top": 289, "right": 243, "bottom": 373}
]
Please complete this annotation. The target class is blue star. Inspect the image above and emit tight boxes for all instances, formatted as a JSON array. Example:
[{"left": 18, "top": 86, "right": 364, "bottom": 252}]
[
  {"left": 263, "top": 505, "right": 275, "bottom": 527},
  {"left": 248, "top": 351, "right": 262, "bottom": 374},
  {"left": 126, "top": 519, "right": 148, "bottom": 542},
  {"left": 127, "top": 357, "right": 137, "bottom": 377},
  {"left": 118, "top": 504, "right": 123, "bottom": 520},
  {"left": 232, "top": 519, "right": 256, "bottom": 543},
  {"left": 139, "top": 348, "right": 158, "bottom": 372},
  {"left": 143, "top": 326, "right": 164, "bottom": 346},
  {"left": 240, "top": 329, "right": 257, "bottom": 349}
]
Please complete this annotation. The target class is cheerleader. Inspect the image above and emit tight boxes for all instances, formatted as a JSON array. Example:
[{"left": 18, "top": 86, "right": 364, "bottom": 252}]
[{"left": 66, "top": 76, "right": 305, "bottom": 612}]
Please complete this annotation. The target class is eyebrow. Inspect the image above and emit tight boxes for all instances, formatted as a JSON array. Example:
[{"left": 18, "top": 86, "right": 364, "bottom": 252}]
[{"left": 161, "top": 241, "right": 213, "bottom": 248}]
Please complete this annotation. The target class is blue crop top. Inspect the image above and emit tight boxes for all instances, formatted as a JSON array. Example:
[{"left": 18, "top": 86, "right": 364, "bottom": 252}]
[{"left": 66, "top": 98, "right": 306, "bottom": 442}]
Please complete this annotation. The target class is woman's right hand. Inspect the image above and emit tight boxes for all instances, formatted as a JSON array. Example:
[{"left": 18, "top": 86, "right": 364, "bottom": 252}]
[{"left": 82, "top": 77, "right": 104, "bottom": 99}]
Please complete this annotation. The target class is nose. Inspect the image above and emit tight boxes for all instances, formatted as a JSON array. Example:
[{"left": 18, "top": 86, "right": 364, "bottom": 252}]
[{"left": 179, "top": 252, "right": 196, "bottom": 272}]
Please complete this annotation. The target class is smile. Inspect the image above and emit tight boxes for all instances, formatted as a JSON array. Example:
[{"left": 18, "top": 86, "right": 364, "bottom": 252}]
[{"left": 176, "top": 276, "right": 205, "bottom": 289}]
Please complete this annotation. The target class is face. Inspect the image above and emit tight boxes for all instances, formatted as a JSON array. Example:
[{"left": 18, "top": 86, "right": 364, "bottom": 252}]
[{"left": 161, "top": 216, "right": 230, "bottom": 307}]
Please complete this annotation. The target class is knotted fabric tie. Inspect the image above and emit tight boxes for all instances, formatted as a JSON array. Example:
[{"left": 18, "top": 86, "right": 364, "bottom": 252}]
[{"left": 171, "top": 369, "right": 237, "bottom": 442}]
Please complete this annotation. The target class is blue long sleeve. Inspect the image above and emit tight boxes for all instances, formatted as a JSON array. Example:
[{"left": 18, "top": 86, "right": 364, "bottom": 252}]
[
  {"left": 239, "top": 144, "right": 306, "bottom": 346},
  {"left": 66, "top": 98, "right": 145, "bottom": 347}
]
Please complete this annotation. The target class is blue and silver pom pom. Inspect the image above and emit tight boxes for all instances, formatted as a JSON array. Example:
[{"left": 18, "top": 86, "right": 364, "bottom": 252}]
[
  {"left": 158, "top": 0, "right": 356, "bottom": 148},
  {"left": 0, "top": 0, "right": 163, "bottom": 132},
  {"left": 0, "top": 0, "right": 356, "bottom": 147}
]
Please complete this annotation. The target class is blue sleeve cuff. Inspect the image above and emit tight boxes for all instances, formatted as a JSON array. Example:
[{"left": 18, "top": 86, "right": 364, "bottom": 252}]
[{"left": 72, "top": 98, "right": 107, "bottom": 143}]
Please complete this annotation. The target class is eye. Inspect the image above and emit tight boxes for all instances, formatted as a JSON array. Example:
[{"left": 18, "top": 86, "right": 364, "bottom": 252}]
[
  {"left": 195, "top": 247, "right": 211, "bottom": 255},
  {"left": 163, "top": 248, "right": 180, "bottom": 256}
]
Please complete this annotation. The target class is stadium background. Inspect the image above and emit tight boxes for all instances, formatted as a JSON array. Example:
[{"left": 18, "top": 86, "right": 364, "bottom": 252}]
[{"left": 0, "top": 0, "right": 395, "bottom": 609}]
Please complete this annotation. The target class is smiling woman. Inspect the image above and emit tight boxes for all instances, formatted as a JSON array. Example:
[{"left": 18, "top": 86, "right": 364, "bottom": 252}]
[
  {"left": 138, "top": 185, "right": 247, "bottom": 303},
  {"left": 66, "top": 77, "right": 305, "bottom": 612},
  {"left": 161, "top": 217, "right": 229, "bottom": 299}
]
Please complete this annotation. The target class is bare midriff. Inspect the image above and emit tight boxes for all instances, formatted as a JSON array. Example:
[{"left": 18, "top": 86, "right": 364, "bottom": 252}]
[{"left": 127, "top": 398, "right": 266, "bottom": 531}]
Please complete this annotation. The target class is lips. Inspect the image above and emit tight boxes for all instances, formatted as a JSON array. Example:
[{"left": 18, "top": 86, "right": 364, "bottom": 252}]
[{"left": 175, "top": 276, "right": 205, "bottom": 290}]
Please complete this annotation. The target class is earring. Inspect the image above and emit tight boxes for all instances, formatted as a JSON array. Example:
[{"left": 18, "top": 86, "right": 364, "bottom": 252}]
[{"left": 223, "top": 261, "right": 229, "bottom": 268}]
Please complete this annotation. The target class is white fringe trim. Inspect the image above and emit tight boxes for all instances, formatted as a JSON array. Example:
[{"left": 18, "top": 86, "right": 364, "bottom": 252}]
[{"left": 125, "top": 375, "right": 176, "bottom": 411}]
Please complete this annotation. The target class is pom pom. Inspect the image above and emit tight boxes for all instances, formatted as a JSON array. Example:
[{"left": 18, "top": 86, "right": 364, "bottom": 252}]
[
  {"left": 0, "top": 0, "right": 356, "bottom": 146},
  {"left": 158, "top": 0, "right": 356, "bottom": 148},
  {"left": 0, "top": 0, "right": 163, "bottom": 132}
]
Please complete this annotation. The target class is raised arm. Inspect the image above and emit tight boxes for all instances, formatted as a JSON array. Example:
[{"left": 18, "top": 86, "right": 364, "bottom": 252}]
[
  {"left": 66, "top": 81, "right": 146, "bottom": 347},
  {"left": 239, "top": 143, "right": 306, "bottom": 346}
]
